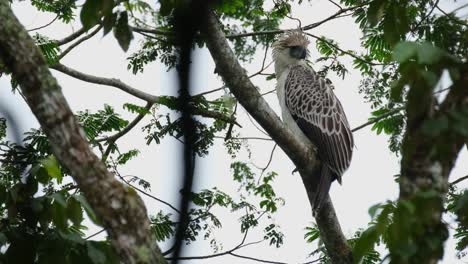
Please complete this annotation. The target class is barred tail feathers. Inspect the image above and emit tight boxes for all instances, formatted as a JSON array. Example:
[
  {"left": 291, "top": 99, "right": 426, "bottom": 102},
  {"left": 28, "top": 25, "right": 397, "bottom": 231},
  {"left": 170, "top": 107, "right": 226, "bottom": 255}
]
[{"left": 312, "top": 164, "right": 334, "bottom": 216}]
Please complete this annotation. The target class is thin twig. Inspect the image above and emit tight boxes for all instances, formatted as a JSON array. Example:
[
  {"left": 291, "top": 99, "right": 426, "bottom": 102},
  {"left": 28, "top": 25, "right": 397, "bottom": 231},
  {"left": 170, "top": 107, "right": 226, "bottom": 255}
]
[
  {"left": 57, "top": 25, "right": 103, "bottom": 60},
  {"left": 229, "top": 252, "right": 288, "bottom": 264},
  {"left": 55, "top": 27, "right": 88, "bottom": 46},
  {"left": 351, "top": 107, "right": 405, "bottom": 132},
  {"left": 258, "top": 144, "right": 278, "bottom": 184},
  {"left": 131, "top": 4, "right": 365, "bottom": 40},
  {"left": 27, "top": 15, "right": 59, "bottom": 31},
  {"left": 450, "top": 175, "right": 468, "bottom": 186},
  {"left": 85, "top": 228, "right": 106, "bottom": 240},
  {"left": 304, "top": 32, "right": 386, "bottom": 66},
  {"left": 327, "top": 0, "right": 343, "bottom": 10},
  {"left": 436, "top": 5, "right": 468, "bottom": 27},
  {"left": 215, "top": 136, "right": 273, "bottom": 141},
  {"left": 118, "top": 174, "right": 181, "bottom": 214},
  {"left": 96, "top": 102, "right": 153, "bottom": 143}
]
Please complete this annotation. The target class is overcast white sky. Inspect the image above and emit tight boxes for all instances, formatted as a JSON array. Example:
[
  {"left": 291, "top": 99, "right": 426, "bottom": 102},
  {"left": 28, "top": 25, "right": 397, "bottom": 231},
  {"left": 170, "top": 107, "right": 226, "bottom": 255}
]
[{"left": 1, "top": 0, "right": 467, "bottom": 263}]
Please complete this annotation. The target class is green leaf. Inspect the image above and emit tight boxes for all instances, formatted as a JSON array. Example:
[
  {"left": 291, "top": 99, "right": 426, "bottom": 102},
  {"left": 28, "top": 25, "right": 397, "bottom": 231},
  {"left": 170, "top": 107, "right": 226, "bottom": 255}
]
[
  {"left": 368, "top": 203, "right": 382, "bottom": 219},
  {"left": 367, "top": 0, "right": 387, "bottom": 26},
  {"left": 114, "top": 11, "right": 133, "bottom": 52},
  {"left": 87, "top": 242, "right": 107, "bottom": 264},
  {"left": 304, "top": 226, "right": 320, "bottom": 243},
  {"left": 67, "top": 196, "right": 84, "bottom": 226},
  {"left": 40, "top": 155, "right": 62, "bottom": 183},
  {"left": 417, "top": 42, "right": 444, "bottom": 65},
  {"left": 0, "top": 118, "right": 5, "bottom": 140},
  {"left": 74, "top": 194, "right": 100, "bottom": 225},
  {"left": 393, "top": 42, "right": 417, "bottom": 63},
  {"left": 80, "top": 0, "right": 103, "bottom": 29},
  {"left": 51, "top": 200, "right": 68, "bottom": 230},
  {"left": 102, "top": 12, "right": 116, "bottom": 36}
]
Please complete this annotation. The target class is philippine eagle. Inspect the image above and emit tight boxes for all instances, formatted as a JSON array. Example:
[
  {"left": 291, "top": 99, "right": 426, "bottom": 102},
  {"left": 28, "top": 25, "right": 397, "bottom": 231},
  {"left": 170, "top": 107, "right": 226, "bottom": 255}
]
[{"left": 272, "top": 31, "right": 353, "bottom": 213}]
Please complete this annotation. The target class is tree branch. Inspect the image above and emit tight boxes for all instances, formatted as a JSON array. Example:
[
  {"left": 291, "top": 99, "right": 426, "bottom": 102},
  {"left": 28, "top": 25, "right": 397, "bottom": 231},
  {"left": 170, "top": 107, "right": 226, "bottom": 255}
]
[
  {"left": 96, "top": 102, "right": 153, "bottom": 143},
  {"left": 351, "top": 107, "right": 405, "bottom": 132},
  {"left": 57, "top": 25, "right": 103, "bottom": 60},
  {"left": 55, "top": 26, "right": 88, "bottom": 46},
  {"left": 50, "top": 63, "right": 239, "bottom": 126},
  {"left": 450, "top": 174, "right": 468, "bottom": 186},
  {"left": 200, "top": 9, "right": 352, "bottom": 264},
  {"left": 0, "top": 2, "right": 165, "bottom": 263},
  {"left": 27, "top": 15, "right": 59, "bottom": 32},
  {"left": 132, "top": 5, "right": 363, "bottom": 40}
]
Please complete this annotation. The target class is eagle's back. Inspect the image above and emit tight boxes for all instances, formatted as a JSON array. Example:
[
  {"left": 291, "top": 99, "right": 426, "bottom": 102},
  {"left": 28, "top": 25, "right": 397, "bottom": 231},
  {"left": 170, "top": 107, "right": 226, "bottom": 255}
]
[{"left": 278, "top": 64, "right": 354, "bottom": 212}]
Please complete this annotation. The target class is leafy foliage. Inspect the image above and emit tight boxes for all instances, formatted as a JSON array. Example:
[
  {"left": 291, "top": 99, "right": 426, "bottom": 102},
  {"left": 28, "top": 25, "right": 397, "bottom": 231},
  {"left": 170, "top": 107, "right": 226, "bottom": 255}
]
[
  {"left": 0, "top": 118, "right": 6, "bottom": 141},
  {"left": 0, "top": 128, "right": 117, "bottom": 263},
  {"left": 31, "top": 0, "right": 76, "bottom": 23},
  {"left": 77, "top": 104, "right": 129, "bottom": 141},
  {"left": 33, "top": 34, "right": 61, "bottom": 65}
]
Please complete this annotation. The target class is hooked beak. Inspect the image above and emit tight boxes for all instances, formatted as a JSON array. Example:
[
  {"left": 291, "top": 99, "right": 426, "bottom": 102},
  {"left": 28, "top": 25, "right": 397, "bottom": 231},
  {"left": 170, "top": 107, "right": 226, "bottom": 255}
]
[{"left": 289, "top": 46, "right": 307, "bottom": 60}]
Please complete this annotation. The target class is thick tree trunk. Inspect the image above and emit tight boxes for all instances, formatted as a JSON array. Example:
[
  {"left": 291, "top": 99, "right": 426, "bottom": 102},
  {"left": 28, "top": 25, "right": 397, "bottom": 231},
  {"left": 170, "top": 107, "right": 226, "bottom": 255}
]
[
  {"left": 201, "top": 9, "right": 353, "bottom": 264},
  {"left": 396, "top": 63, "right": 468, "bottom": 263},
  {"left": 0, "top": 2, "right": 165, "bottom": 263}
]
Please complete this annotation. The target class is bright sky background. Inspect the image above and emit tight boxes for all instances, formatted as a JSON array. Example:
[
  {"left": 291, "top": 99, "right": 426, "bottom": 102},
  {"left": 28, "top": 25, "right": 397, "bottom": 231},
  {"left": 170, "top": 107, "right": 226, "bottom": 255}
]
[{"left": 1, "top": 1, "right": 467, "bottom": 263}]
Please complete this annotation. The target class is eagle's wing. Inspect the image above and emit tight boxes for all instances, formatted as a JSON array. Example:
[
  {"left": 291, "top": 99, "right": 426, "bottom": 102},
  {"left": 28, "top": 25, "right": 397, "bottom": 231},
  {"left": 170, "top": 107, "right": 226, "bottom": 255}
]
[{"left": 285, "top": 65, "right": 353, "bottom": 182}]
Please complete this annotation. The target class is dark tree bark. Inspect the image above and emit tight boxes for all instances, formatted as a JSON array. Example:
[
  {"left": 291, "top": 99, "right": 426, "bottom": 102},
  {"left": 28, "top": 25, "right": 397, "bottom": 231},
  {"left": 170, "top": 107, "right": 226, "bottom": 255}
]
[
  {"left": 200, "top": 10, "right": 353, "bottom": 264},
  {"left": 0, "top": 2, "right": 165, "bottom": 264},
  {"left": 396, "top": 62, "right": 468, "bottom": 264}
]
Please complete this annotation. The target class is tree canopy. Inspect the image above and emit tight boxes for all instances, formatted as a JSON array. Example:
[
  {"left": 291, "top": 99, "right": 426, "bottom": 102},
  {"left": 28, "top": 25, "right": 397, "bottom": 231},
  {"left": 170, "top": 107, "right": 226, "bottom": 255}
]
[{"left": 0, "top": 0, "right": 467, "bottom": 264}]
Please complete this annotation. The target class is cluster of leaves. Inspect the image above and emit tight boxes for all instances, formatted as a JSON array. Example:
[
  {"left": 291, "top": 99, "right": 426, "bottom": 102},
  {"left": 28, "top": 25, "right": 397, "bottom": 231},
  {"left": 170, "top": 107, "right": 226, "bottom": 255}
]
[
  {"left": 143, "top": 96, "right": 236, "bottom": 156},
  {"left": 217, "top": 0, "right": 290, "bottom": 62},
  {"left": 0, "top": 118, "right": 5, "bottom": 141},
  {"left": 447, "top": 188, "right": 468, "bottom": 258},
  {"left": 31, "top": 0, "right": 76, "bottom": 23},
  {"left": 305, "top": 224, "right": 382, "bottom": 264},
  {"left": 0, "top": 128, "right": 117, "bottom": 263},
  {"left": 127, "top": 37, "right": 178, "bottom": 73},
  {"left": 315, "top": 37, "right": 349, "bottom": 79},
  {"left": 79, "top": 0, "right": 134, "bottom": 51},
  {"left": 77, "top": 104, "right": 129, "bottom": 141},
  {"left": 147, "top": 161, "right": 285, "bottom": 250}
]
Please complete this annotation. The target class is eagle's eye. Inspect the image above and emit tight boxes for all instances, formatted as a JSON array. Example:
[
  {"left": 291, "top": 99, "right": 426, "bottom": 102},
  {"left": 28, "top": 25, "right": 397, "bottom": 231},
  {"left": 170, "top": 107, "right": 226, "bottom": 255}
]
[{"left": 289, "top": 46, "right": 307, "bottom": 60}]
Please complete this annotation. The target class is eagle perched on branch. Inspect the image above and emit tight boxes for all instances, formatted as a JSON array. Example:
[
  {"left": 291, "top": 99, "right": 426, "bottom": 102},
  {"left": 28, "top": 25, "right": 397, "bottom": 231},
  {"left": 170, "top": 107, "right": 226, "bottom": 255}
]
[{"left": 272, "top": 31, "right": 353, "bottom": 213}]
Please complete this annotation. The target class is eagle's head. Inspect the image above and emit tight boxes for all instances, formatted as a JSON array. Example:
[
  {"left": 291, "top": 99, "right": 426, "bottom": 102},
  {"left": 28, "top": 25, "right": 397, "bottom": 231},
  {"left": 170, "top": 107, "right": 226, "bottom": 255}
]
[{"left": 272, "top": 31, "right": 310, "bottom": 74}]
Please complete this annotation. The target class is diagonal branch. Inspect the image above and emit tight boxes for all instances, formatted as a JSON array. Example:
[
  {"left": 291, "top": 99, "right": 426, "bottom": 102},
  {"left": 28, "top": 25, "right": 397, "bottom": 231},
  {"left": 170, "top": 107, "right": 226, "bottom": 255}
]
[
  {"left": 96, "top": 102, "right": 153, "bottom": 143},
  {"left": 51, "top": 62, "right": 159, "bottom": 101},
  {"left": 200, "top": 9, "right": 352, "bottom": 264},
  {"left": 57, "top": 25, "right": 103, "bottom": 60},
  {"left": 55, "top": 26, "right": 88, "bottom": 46},
  {"left": 50, "top": 63, "right": 239, "bottom": 126}
]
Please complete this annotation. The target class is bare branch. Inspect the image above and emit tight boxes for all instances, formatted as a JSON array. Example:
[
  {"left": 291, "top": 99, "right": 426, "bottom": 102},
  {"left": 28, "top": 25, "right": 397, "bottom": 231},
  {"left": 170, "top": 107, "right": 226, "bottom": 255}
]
[
  {"left": 55, "top": 26, "right": 88, "bottom": 46},
  {"left": 50, "top": 63, "right": 239, "bottom": 125},
  {"left": 327, "top": 0, "right": 343, "bottom": 10},
  {"left": 57, "top": 25, "right": 103, "bottom": 60},
  {"left": 51, "top": 62, "right": 159, "bottom": 101},
  {"left": 118, "top": 174, "right": 181, "bottom": 214},
  {"left": 450, "top": 175, "right": 468, "bottom": 186},
  {"left": 229, "top": 253, "right": 288, "bottom": 264},
  {"left": 85, "top": 228, "right": 106, "bottom": 240},
  {"left": 27, "top": 15, "right": 59, "bottom": 32}
]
